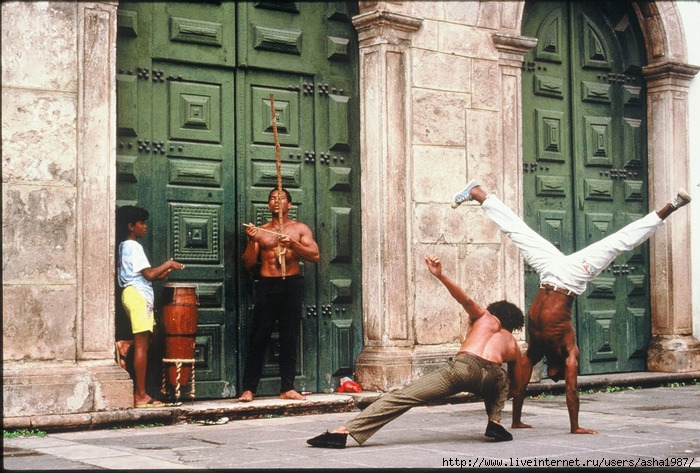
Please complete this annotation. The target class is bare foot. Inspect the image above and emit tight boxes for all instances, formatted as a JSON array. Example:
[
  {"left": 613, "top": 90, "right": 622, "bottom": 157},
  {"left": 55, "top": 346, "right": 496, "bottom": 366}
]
[
  {"left": 115, "top": 340, "right": 132, "bottom": 369},
  {"left": 280, "top": 389, "right": 307, "bottom": 401},
  {"left": 511, "top": 421, "right": 534, "bottom": 429},
  {"left": 572, "top": 427, "right": 598, "bottom": 434},
  {"left": 133, "top": 395, "right": 163, "bottom": 407},
  {"left": 330, "top": 426, "right": 349, "bottom": 434},
  {"left": 238, "top": 390, "right": 254, "bottom": 402}
]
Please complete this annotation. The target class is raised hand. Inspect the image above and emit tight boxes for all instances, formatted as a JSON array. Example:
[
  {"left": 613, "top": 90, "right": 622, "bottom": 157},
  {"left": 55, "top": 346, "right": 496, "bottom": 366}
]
[{"left": 424, "top": 254, "right": 443, "bottom": 277}]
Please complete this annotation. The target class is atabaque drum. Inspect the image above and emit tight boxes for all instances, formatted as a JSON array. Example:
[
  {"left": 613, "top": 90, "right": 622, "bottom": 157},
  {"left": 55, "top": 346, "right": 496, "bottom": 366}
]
[{"left": 162, "top": 282, "right": 198, "bottom": 387}]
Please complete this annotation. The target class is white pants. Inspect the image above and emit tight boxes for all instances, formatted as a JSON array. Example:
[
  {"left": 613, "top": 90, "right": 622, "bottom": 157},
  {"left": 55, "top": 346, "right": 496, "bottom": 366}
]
[{"left": 481, "top": 195, "right": 663, "bottom": 295}]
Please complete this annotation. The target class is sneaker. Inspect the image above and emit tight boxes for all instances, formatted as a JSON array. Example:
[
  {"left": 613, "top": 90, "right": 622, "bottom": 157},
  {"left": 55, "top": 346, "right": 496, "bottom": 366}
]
[
  {"left": 451, "top": 180, "right": 480, "bottom": 208},
  {"left": 484, "top": 420, "right": 513, "bottom": 442},
  {"left": 307, "top": 431, "right": 348, "bottom": 449},
  {"left": 670, "top": 189, "right": 691, "bottom": 209}
]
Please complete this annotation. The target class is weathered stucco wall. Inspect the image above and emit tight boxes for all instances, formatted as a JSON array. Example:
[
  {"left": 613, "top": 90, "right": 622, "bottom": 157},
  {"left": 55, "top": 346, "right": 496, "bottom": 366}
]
[
  {"left": 2, "top": 1, "right": 132, "bottom": 420},
  {"left": 352, "top": 1, "right": 699, "bottom": 390}
]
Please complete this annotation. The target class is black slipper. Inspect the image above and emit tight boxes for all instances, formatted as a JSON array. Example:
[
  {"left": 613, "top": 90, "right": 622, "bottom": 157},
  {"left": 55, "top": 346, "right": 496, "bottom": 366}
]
[
  {"left": 484, "top": 421, "right": 513, "bottom": 442},
  {"left": 307, "top": 431, "right": 348, "bottom": 449}
]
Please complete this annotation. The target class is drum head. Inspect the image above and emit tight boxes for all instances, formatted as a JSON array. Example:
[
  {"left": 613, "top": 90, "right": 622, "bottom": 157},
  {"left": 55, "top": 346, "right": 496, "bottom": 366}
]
[{"left": 163, "top": 282, "right": 198, "bottom": 289}]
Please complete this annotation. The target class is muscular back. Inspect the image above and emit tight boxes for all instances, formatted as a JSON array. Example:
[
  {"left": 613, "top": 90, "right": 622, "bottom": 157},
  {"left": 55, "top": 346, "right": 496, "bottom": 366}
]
[
  {"left": 527, "top": 289, "right": 575, "bottom": 345},
  {"left": 459, "top": 312, "right": 521, "bottom": 365}
]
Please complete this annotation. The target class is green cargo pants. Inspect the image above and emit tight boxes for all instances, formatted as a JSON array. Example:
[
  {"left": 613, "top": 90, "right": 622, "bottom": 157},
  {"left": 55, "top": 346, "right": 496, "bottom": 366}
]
[{"left": 346, "top": 352, "right": 508, "bottom": 445}]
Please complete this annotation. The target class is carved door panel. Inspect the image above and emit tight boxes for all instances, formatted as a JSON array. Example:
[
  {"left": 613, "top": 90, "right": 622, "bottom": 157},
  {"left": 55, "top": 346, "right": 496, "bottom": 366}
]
[
  {"left": 149, "top": 61, "right": 236, "bottom": 397},
  {"left": 522, "top": 1, "right": 649, "bottom": 375},
  {"left": 237, "top": 2, "right": 361, "bottom": 395},
  {"left": 117, "top": 1, "right": 361, "bottom": 398},
  {"left": 237, "top": 70, "right": 319, "bottom": 394},
  {"left": 117, "top": 2, "right": 238, "bottom": 398}
]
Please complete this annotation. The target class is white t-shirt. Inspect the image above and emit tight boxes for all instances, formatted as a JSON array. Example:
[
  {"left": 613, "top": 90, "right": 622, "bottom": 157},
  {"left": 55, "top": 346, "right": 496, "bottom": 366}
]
[{"left": 118, "top": 240, "right": 154, "bottom": 303}]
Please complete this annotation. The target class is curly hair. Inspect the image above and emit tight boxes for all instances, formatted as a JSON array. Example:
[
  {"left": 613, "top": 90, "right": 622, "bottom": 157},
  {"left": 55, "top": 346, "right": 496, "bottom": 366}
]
[
  {"left": 485, "top": 300, "right": 524, "bottom": 332},
  {"left": 116, "top": 205, "right": 149, "bottom": 241}
]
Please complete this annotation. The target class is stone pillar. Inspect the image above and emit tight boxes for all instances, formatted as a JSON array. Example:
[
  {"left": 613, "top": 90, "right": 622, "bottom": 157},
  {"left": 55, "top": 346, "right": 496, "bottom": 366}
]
[
  {"left": 2, "top": 2, "right": 132, "bottom": 422},
  {"left": 643, "top": 61, "right": 700, "bottom": 372},
  {"left": 352, "top": 9, "right": 422, "bottom": 391},
  {"left": 490, "top": 33, "right": 537, "bottom": 308},
  {"left": 491, "top": 33, "right": 539, "bottom": 379}
]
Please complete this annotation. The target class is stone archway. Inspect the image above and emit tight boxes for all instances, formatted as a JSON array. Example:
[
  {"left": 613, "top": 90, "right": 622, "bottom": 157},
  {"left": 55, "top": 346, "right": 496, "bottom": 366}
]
[
  {"left": 632, "top": 2, "right": 700, "bottom": 371},
  {"left": 350, "top": 1, "right": 698, "bottom": 394}
]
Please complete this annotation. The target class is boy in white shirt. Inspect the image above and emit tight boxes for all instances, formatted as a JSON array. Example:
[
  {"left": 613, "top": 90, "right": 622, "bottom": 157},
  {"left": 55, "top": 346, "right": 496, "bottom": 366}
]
[{"left": 116, "top": 205, "right": 185, "bottom": 407}]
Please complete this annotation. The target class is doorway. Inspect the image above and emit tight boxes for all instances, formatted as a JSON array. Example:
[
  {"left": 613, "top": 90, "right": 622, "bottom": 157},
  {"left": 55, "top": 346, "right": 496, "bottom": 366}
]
[
  {"left": 521, "top": 0, "right": 650, "bottom": 374},
  {"left": 116, "top": 2, "right": 362, "bottom": 397}
]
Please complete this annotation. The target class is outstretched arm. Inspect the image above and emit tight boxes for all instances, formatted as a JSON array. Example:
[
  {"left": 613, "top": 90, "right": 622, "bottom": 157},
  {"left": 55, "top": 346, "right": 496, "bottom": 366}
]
[
  {"left": 141, "top": 258, "right": 184, "bottom": 281},
  {"left": 424, "top": 255, "right": 487, "bottom": 321}
]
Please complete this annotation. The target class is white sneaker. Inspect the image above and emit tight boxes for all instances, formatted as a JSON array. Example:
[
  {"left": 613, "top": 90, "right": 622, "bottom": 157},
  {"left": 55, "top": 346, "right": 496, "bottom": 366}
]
[
  {"left": 670, "top": 189, "right": 691, "bottom": 209},
  {"left": 451, "top": 180, "right": 480, "bottom": 208}
]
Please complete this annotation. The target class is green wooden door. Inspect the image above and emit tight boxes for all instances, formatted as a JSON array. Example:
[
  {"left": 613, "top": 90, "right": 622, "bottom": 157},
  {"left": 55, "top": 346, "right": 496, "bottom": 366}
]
[
  {"left": 117, "top": 2, "right": 238, "bottom": 398},
  {"left": 236, "top": 2, "right": 362, "bottom": 395},
  {"left": 117, "top": 2, "right": 362, "bottom": 398},
  {"left": 522, "top": 1, "right": 649, "bottom": 375}
]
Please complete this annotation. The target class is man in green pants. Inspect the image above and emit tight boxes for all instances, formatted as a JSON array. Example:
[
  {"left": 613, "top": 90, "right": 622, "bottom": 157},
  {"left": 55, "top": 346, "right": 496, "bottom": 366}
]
[{"left": 307, "top": 255, "right": 524, "bottom": 448}]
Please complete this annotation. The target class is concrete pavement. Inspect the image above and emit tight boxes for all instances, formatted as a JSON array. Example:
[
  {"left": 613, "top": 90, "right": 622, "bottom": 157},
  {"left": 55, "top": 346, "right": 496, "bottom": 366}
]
[{"left": 4, "top": 372, "right": 700, "bottom": 470}]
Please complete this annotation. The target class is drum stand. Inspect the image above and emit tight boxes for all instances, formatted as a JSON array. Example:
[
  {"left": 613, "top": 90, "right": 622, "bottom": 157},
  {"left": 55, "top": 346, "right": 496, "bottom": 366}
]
[{"left": 161, "top": 358, "right": 196, "bottom": 401}]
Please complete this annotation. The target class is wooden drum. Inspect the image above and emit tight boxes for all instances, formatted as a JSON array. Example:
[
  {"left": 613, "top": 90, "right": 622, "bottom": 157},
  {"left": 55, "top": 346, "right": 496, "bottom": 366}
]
[{"left": 162, "top": 282, "right": 198, "bottom": 387}]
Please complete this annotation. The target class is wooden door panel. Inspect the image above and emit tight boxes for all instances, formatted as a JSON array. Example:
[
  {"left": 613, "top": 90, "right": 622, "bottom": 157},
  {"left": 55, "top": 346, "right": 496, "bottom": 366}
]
[
  {"left": 523, "top": 1, "right": 649, "bottom": 375},
  {"left": 116, "top": 2, "right": 154, "bottom": 211},
  {"left": 571, "top": 2, "right": 648, "bottom": 374},
  {"left": 151, "top": 60, "right": 236, "bottom": 396},
  {"left": 151, "top": 3, "right": 236, "bottom": 67},
  {"left": 314, "top": 36, "right": 361, "bottom": 385},
  {"left": 237, "top": 2, "right": 322, "bottom": 74},
  {"left": 118, "top": 2, "right": 361, "bottom": 398},
  {"left": 238, "top": 71, "right": 318, "bottom": 395},
  {"left": 587, "top": 309, "right": 618, "bottom": 362}
]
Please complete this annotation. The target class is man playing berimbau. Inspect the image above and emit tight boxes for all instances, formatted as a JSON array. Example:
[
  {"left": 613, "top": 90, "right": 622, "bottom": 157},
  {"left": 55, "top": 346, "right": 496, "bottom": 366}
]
[{"left": 238, "top": 188, "right": 320, "bottom": 402}]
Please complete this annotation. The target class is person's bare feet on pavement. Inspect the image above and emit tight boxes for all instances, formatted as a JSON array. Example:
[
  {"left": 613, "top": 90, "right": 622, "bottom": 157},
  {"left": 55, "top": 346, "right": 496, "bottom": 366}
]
[{"left": 280, "top": 389, "right": 307, "bottom": 401}]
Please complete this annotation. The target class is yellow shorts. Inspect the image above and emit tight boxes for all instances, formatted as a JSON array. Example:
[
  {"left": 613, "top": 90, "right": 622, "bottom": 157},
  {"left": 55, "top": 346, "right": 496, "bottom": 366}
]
[{"left": 121, "top": 285, "right": 155, "bottom": 334}]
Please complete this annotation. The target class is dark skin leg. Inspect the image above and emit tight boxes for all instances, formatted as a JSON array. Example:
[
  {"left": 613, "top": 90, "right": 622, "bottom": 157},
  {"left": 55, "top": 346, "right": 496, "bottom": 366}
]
[
  {"left": 562, "top": 341, "right": 597, "bottom": 434},
  {"left": 656, "top": 203, "right": 675, "bottom": 221},
  {"left": 132, "top": 331, "right": 153, "bottom": 405}
]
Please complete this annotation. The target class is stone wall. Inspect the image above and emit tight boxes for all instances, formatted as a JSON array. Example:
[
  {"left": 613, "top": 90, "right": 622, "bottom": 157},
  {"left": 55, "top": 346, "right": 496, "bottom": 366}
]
[
  {"left": 353, "top": 2, "right": 532, "bottom": 389},
  {"left": 352, "top": 1, "right": 699, "bottom": 390},
  {"left": 2, "top": 1, "right": 132, "bottom": 419}
]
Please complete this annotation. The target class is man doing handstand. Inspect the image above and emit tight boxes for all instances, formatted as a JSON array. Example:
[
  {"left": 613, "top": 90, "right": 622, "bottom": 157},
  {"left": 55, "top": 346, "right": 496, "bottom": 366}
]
[
  {"left": 452, "top": 180, "right": 691, "bottom": 434},
  {"left": 307, "top": 255, "right": 524, "bottom": 448}
]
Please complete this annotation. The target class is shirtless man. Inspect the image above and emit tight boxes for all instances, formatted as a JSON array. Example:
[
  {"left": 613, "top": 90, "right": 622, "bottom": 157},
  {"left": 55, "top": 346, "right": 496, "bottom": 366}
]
[
  {"left": 238, "top": 188, "right": 320, "bottom": 402},
  {"left": 307, "top": 255, "right": 524, "bottom": 448},
  {"left": 452, "top": 180, "right": 691, "bottom": 434}
]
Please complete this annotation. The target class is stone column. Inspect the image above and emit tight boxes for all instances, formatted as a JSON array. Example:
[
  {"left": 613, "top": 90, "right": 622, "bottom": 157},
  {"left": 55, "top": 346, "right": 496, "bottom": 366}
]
[
  {"left": 491, "top": 33, "right": 541, "bottom": 381},
  {"left": 75, "top": 1, "right": 132, "bottom": 410},
  {"left": 490, "top": 33, "right": 537, "bottom": 308},
  {"left": 352, "top": 9, "right": 422, "bottom": 391},
  {"left": 643, "top": 61, "right": 700, "bottom": 372},
  {"left": 2, "top": 2, "right": 132, "bottom": 424}
]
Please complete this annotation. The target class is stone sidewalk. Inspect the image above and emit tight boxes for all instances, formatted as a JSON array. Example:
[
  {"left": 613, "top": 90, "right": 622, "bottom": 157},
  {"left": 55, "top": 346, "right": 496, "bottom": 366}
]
[
  {"left": 4, "top": 370, "right": 699, "bottom": 432},
  {"left": 5, "top": 381, "right": 700, "bottom": 470}
]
